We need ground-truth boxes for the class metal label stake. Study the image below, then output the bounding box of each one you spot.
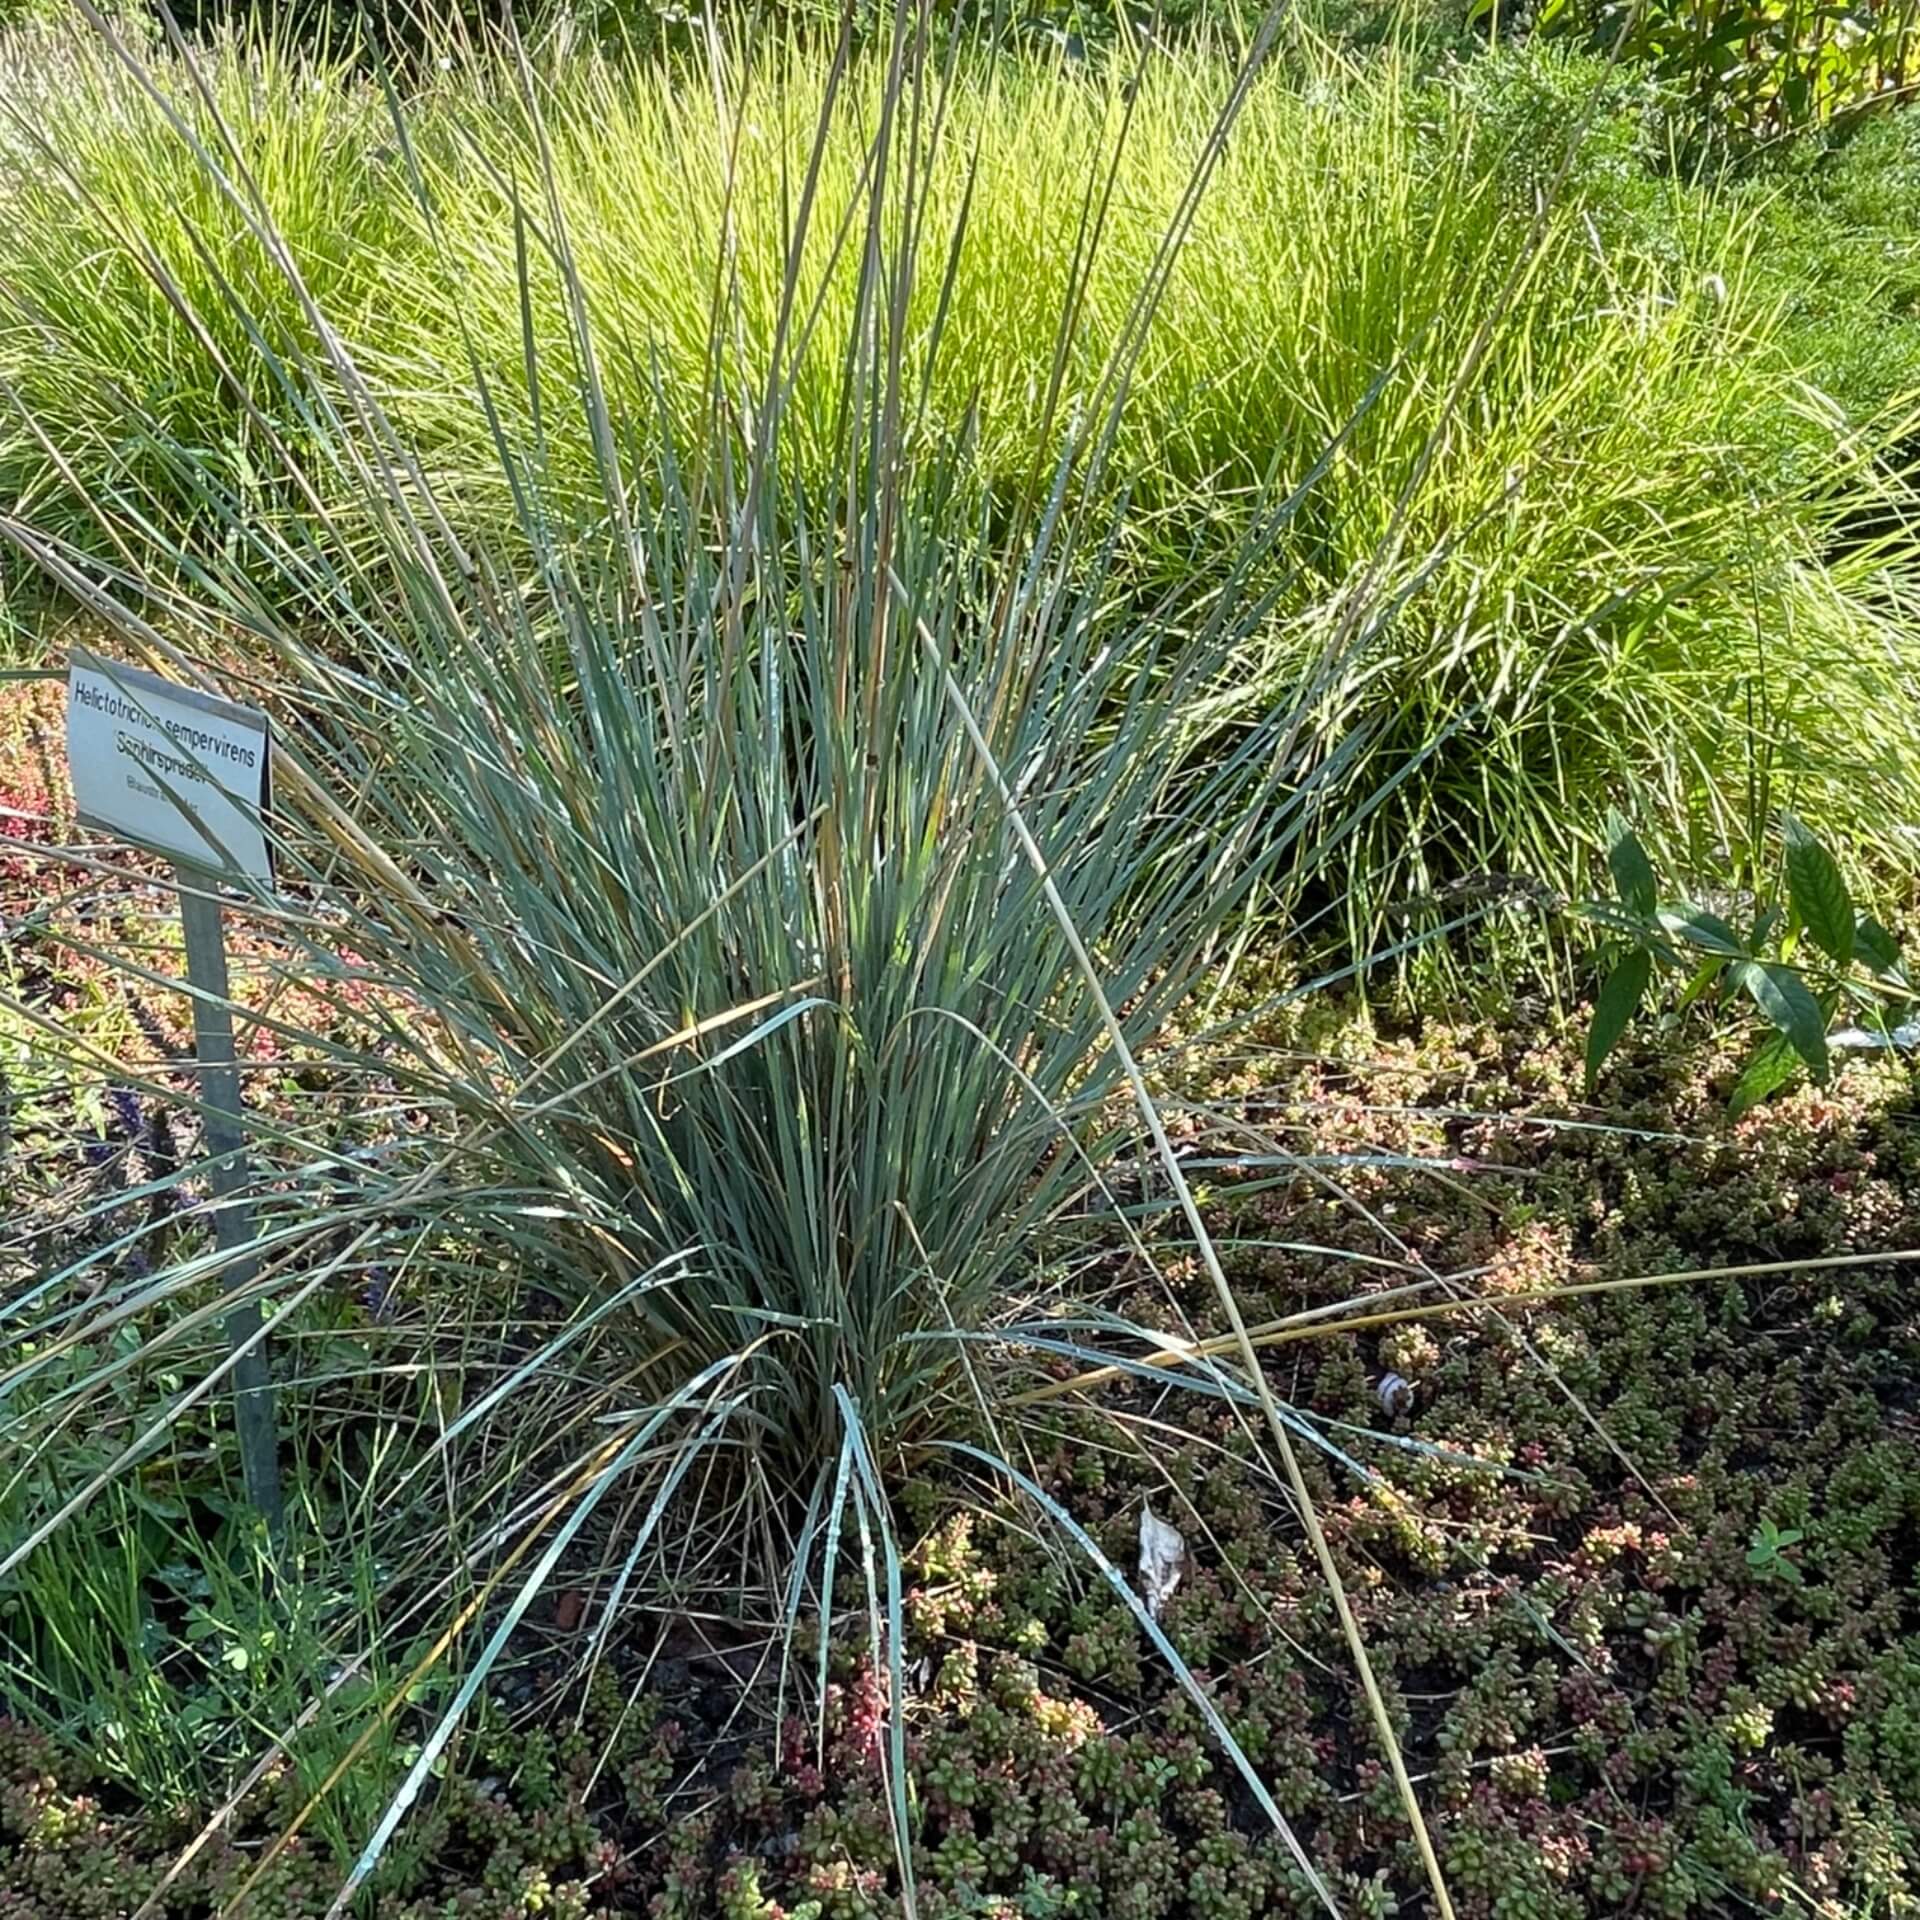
[66,649,284,1528]
[176,870,284,1530]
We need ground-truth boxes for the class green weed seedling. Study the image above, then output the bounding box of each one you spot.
[1746,1518,1806,1586]
[1579,808,1913,1113]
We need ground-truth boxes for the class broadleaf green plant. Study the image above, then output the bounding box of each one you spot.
[1580,806,1913,1109]
[1513,0,1920,143]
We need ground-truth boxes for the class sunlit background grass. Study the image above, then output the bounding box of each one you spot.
[3,16,1918,938]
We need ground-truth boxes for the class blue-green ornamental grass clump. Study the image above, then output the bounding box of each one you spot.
[0,8,1445,1910]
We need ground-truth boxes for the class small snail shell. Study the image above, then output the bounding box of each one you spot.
[1376,1371,1414,1416]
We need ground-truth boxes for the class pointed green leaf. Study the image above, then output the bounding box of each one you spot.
[1605,811,1656,919]
[1735,961,1828,1074]
[1782,815,1853,967]
[1728,1029,1801,1117]
[1854,916,1906,983]
[1657,906,1747,957]
[1585,947,1652,1094]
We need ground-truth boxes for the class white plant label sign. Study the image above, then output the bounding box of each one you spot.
[67,649,274,885]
